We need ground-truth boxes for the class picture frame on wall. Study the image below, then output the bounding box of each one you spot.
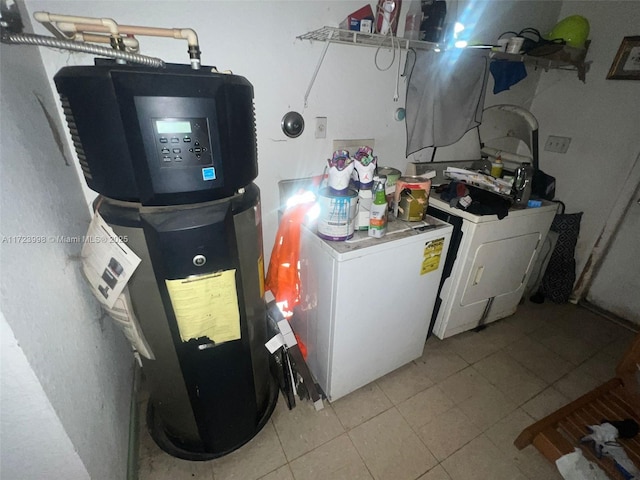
[607,36,640,80]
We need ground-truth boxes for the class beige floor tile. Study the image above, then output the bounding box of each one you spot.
[444,329,508,364]
[416,406,481,461]
[349,408,437,480]
[437,367,494,405]
[397,385,454,429]
[521,387,570,421]
[211,421,287,480]
[603,332,637,360]
[258,465,294,480]
[473,351,547,405]
[331,383,392,430]
[440,435,528,480]
[504,336,573,383]
[473,351,536,385]
[376,362,433,405]
[271,397,344,461]
[529,329,598,365]
[417,464,452,480]
[499,305,548,335]
[456,382,518,431]
[574,351,619,382]
[415,347,469,383]
[289,434,372,480]
[485,409,563,480]
[555,308,627,348]
[138,451,214,480]
[552,369,602,402]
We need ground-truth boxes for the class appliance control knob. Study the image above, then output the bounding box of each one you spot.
[193,254,207,267]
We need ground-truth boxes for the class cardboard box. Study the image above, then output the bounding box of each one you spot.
[340,5,375,33]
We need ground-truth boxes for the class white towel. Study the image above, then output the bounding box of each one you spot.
[405,48,489,155]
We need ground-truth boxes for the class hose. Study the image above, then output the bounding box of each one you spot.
[1,31,165,68]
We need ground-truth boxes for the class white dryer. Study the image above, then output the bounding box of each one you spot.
[427,196,557,339]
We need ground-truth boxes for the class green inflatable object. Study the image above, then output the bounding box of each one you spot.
[547,15,590,48]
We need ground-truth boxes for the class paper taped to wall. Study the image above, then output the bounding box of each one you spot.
[165,270,241,344]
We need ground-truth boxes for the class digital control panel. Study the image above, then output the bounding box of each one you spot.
[153,118,213,168]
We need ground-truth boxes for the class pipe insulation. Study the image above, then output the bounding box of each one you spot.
[1,31,164,67]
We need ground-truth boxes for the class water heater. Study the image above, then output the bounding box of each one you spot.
[55,60,277,460]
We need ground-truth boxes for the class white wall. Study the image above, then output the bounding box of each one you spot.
[529,0,640,285]
[0,5,134,477]
[1,313,89,480]
[25,0,560,265]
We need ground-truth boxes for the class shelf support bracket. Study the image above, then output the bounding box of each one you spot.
[303,30,333,108]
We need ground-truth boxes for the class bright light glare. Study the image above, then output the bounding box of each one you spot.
[454,40,468,48]
[286,190,316,209]
[306,202,321,222]
[454,22,465,36]
[434,47,441,53]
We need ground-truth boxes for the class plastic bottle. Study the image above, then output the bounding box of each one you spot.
[491,156,503,178]
[404,1,423,40]
[368,176,388,238]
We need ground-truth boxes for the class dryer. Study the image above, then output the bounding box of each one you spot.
[427,196,557,338]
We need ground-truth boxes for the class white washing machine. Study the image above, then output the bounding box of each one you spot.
[427,196,557,339]
[295,218,452,401]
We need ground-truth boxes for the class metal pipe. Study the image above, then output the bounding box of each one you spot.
[1,31,164,67]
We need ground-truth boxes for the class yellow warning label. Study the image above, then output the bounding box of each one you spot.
[165,270,241,343]
[421,237,444,275]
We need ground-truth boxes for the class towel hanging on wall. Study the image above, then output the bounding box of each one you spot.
[405,48,489,156]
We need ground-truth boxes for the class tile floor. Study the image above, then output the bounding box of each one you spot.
[137,300,637,480]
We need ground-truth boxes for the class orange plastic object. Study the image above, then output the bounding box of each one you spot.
[265,200,316,318]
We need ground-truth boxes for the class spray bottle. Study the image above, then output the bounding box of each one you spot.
[368,175,388,238]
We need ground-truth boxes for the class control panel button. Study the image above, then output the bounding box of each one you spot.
[196,154,201,159]
[202,147,207,152]
[194,147,202,153]
[183,136,191,142]
[171,137,179,143]
[161,147,170,154]
[189,148,194,153]
[172,148,181,154]
[174,156,183,162]
[194,141,200,147]
[193,254,206,267]
[159,137,168,143]
[163,156,171,162]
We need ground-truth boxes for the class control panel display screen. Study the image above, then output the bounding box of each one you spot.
[155,120,192,134]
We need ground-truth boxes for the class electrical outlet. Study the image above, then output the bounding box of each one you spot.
[315,117,327,139]
[544,135,571,154]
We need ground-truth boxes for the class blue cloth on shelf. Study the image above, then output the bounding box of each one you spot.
[489,59,527,94]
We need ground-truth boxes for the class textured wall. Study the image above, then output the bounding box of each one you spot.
[1,313,89,480]
[0,6,134,478]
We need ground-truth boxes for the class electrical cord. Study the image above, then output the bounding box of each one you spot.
[373,32,402,101]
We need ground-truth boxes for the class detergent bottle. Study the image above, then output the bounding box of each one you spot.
[368,176,388,238]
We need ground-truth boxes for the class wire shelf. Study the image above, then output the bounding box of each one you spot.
[297,26,442,51]
[297,26,590,81]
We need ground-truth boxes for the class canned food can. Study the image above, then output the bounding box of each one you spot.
[394,176,431,221]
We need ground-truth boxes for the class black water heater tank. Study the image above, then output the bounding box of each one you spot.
[55,60,277,460]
